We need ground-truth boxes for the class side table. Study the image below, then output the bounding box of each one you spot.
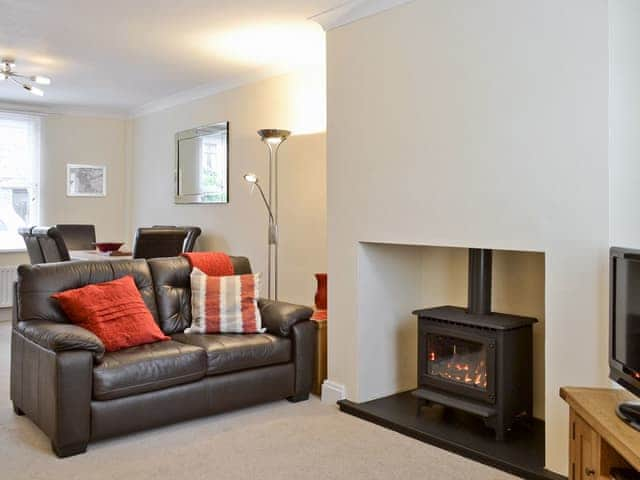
[310,310,327,396]
[560,387,640,478]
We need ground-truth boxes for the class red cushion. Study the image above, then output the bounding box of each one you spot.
[181,252,234,276]
[52,276,169,352]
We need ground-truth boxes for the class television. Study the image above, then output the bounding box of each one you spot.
[610,247,640,429]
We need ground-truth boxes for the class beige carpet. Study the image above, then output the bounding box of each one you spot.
[0,322,517,479]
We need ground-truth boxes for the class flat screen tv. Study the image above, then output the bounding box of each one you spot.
[610,247,640,429]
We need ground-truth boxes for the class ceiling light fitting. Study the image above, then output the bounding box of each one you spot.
[1,59,51,96]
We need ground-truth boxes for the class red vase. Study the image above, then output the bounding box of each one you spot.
[314,273,327,310]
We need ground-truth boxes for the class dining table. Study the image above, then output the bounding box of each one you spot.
[70,250,133,261]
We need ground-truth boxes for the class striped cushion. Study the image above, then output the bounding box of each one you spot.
[186,268,263,334]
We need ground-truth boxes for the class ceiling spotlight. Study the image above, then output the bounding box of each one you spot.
[1,59,51,96]
[23,85,44,96]
[31,75,51,85]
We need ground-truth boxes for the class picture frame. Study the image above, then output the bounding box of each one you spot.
[66,164,107,197]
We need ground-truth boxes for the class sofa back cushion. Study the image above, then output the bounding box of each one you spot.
[17,259,159,325]
[148,256,251,335]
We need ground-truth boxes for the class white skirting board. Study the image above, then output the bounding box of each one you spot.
[321,380,347,405]
[0,266,17,308]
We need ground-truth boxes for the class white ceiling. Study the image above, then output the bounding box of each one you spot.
[0,0,339,116]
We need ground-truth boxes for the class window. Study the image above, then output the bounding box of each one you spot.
[0,113,40,251]
[199,133,227,202]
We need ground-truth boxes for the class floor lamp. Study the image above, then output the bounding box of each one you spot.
[244,129,290,300]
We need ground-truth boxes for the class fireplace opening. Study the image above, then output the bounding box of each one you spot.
[412,248,536,441]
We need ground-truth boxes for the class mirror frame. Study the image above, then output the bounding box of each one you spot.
[174,121,229,204]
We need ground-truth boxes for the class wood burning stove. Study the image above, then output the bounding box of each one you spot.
[412,249,536,440]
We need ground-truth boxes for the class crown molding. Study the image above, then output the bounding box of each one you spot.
[1,65,303,120]
[309,0,415,31]
[51,105,129,119]
[0,101,128,119]
[0,102,52,117]
[131,65,291,118]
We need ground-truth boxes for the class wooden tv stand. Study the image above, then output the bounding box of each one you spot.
[561,387,640,479]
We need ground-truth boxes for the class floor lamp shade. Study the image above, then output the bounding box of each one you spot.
[258,129,290,145]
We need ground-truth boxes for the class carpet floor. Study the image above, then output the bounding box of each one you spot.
[0,321,518,479]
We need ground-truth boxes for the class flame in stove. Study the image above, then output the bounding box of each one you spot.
[428,352,487,389]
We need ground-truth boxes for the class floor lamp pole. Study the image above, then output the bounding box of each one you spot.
[267,143,274,300]
[267,141,285,300]
[246,129,290,301]
[271,141,283,301]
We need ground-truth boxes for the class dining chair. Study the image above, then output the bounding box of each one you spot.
[29,226,71,263]
[132,228,189,259]
[18,227,45,264]
[56,224,96,250]
[151,225,202,252]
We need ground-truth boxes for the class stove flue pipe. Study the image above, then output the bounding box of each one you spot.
[467,248,492,315]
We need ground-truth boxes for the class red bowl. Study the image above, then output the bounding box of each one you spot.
[94,242,124,253]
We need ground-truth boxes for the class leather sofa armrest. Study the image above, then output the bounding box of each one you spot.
[258,299,314,337]
[17,320,105,362]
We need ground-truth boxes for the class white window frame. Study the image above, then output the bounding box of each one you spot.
[0,111,41,253]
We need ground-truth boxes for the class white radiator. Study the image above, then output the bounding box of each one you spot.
[0,266,17,308]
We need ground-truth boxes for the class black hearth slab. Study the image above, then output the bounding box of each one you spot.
[413,306,537,330]
[338,391,566,480]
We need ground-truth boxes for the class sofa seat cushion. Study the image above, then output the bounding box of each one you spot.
[93,340,206,400]
[172,333,291,376]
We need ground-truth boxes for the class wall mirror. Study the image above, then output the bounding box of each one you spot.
[175,121,229,204]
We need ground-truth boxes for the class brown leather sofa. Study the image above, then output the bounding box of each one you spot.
[10,256,315,457]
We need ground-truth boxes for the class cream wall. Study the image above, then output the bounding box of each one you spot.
[0,114,128,265]
[40,115,128,243]
[1,68,328,311]
[326,0,608,475]
[609,0,640,248]
[130,69,327,306]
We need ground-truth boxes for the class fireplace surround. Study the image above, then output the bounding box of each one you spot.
[338,244,555,478]
[412,248,536,440]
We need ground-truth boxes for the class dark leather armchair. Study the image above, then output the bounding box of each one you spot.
[182,227,201,252]
[152,225,201,252]
[11,256,315,457]
[56,224,96,250]
[19,226,70,263]
[18,226,45,264]
[34,226,71,262]
[132,228,188,259]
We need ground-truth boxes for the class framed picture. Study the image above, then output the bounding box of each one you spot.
[67,164,107,197]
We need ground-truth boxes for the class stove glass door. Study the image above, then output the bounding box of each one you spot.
[426,333,488,391]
